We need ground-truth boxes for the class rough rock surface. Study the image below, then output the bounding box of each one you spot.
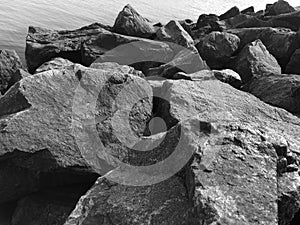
[219,6,240,20]
[246,74,300,114]
[65,74,300,224]
[35,58,74,74]
[213,69,242,88]
[25,23,111,73]
[90,62,144,77]
[156,20,195,50]
[265,0,295,16]
[0,64,153,203]
[0,49,23,94]
[112,4,156,38]
[196,31,240,69]
[286,49,300,74]
[266,10,300,31]
[234,39,281,83]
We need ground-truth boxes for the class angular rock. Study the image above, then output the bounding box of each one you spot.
[84,33,174,72]
[219,6,240,20]
[0,49,23,94]
[213,69,242,88]
[278,172,300,225]
[234,39,281,83]
[246,73,300,114]
[146,49,209,78]
[266,10,300,31]
[179,19,195,35]
[156,20,195,50]
[0,64,153,203]
[265,0,295,16]
[196,31,240,69]
[25,23,111,73]
[224,14,255,28]
[65,175,194,225]
[196,14,219,29]
[258,27,299,70]
[90,62,144,77]
[35,57,74,74]
[241,6,255,14]
[234,16,271,28]
[112,4,155,39]
[286,49,300,74]
[12,185,90,225]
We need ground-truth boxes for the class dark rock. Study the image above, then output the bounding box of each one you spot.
[241,6,255,14]
[266,10,300,31]
[213,69,242,88]
[278,172,300,225]
[224,14,255,28]
[258,27,299,70]
[246,73,300,114]
[156,20,195,50]
[112,4,156,39]
[0,64,152,203]
[196,14,219,28]
[265,0,295,16]
[286,49,300,74]
[0,49,23,94]
[83,33,174,72]
[25,23,111,73]
[234,16,271,28]
[12,185,90,225]
[35,58,74,74]
[196,31,240,69]
[178,19,195,35]
[234,39,281,83]
[219,6,240,20]
[146,49,209,78]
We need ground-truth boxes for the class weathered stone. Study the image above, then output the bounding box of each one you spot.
[213,69,242,88]
[219,6,240,20]
[266,10,300,31]
[196,14,219,28]
[179,19,195,35]
[286,49,300,74]
[82,31,174,68]
[278,172,300,225]
[90,62,144,77]
[0,49,23,94]
[246,73,300,114]
[234,39,281,83]
[265,0,295,16]
[12,185,91,225]
[196,31,240,69]
[234,16,271,28]
[156,20,195,50]
[112,4,155,39]
[224,14,255,28]
[35,57,74,74]
[258,27,299,70]
[0,64,153,203]
[25,23,111,73]
[146,49,209,78]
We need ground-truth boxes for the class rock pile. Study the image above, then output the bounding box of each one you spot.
[1,1,300,224]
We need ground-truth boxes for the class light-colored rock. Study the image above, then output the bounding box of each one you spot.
[35,57,74,74]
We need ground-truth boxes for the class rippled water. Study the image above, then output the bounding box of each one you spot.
[0,0,299,63]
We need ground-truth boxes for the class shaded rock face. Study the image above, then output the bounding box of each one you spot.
[82,31,174,70]
[219,6,240,20]
[0,49,23,94]
[234,39,281,83]
[265,0,295,16]
[196,14,219,29]
[241,6,255,14]
[258,27,299,71]
[286,49,300,74]
[267,10,300,31]
[112,4,156,39]
[156,20,195,50]
[0,64,153,203]
[25,23,110,73]
[12,185,91,225]
[35,57,74,74]
[146,49,209,78]
[196,31,240,69]
[246,74,300,115]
